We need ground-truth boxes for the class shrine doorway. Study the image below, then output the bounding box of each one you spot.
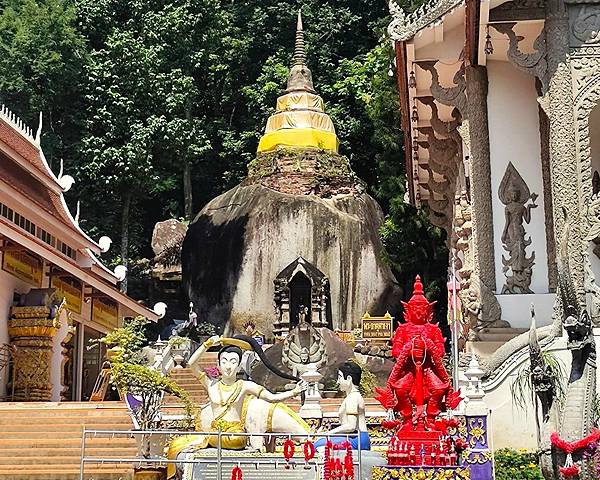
[273,256,332,337]
[289,271,312,327]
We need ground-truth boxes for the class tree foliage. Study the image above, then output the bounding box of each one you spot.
[0,0,447,306]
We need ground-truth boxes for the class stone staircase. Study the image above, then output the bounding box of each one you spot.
[164,352,217,405]
[0,402,136,480]
[466,327,529,358]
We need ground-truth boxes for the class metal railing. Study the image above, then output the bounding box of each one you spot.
[79,429,365,480]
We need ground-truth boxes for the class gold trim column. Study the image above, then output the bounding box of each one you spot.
[8,306,60,401]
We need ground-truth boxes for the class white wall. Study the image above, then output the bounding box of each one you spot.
[496,293,555,329]
[51,310,69,401]
[481,330,600,450]
[487,61,551,327]
[588,105,600,282]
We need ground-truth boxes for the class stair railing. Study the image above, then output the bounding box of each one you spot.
[150,342,175,375]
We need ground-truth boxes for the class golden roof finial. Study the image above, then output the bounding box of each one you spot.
[292,10,306,67]
[286,9,315,94]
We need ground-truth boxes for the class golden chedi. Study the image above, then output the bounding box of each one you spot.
[257,13,338,154]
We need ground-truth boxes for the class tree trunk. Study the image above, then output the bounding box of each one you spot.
[183,102,194,220]
[120,192,132,293]
[183,160,193,221]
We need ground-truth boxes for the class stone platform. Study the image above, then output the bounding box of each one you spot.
[372,465,470,480]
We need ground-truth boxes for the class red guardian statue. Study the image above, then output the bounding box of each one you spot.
[375,275,461,431]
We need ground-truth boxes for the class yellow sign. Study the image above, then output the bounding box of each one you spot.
[51,276,83,315]
[361,311,394,341]
[335,330,357,345]
[2,250,43,286]
[92,297,118,330]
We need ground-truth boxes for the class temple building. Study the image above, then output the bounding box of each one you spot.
[388,0,600,448]
[182,13,399,338]
[0,106,160,402]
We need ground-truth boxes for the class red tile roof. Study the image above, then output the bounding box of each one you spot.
[0,118,56,184]
[0,152,87,242]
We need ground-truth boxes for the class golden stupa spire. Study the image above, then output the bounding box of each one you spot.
[257,10,339,154]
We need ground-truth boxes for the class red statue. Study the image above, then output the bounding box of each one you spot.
[375,276,461,431]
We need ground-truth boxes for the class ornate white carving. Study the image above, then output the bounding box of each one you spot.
[388,0,465,42]
[492,23,549,93]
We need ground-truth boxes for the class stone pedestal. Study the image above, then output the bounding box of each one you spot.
[9,306,59,401]
[133,467,167,480]
[299,363,323,418]
[462,357,492,480]
[372,466,470,480]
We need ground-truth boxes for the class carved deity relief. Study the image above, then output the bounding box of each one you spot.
[499,162,538,294]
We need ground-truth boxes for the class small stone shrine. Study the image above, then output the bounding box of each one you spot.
[181,12,399,337]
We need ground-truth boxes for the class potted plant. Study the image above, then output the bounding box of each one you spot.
[195,322,217,345]
[112,362,193,459]
[92,317,194,474]
[322,379,340,399]
[93,315,148,364]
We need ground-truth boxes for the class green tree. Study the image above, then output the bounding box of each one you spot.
[75,0,230,289]
[0,0,87,165]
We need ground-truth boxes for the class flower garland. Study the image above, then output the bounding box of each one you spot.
[551,431,600,454]
[231,465,243,480]
[344,441,354,480]
[283,438,295,469]
[324,441,332,480]
[303,440,315,462]
[323,441,354,480]
[550,430,600,478]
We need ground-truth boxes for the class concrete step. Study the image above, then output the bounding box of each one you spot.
[0,415,131,425]
[0,447,137,458]
[466,341,506,358]
[0,437,135,448]
[0,467,134,480]
[0,401,135,479]
[0,470,133,480]
[0,422,130,433]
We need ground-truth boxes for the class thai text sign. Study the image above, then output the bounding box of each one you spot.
[335,329,357,345]
[51,276,83,315]
[361,312,394,340]
[2,249,43,286]
[92,297,118,330]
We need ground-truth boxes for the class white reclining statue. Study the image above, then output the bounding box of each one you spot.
[167,335,310,478]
